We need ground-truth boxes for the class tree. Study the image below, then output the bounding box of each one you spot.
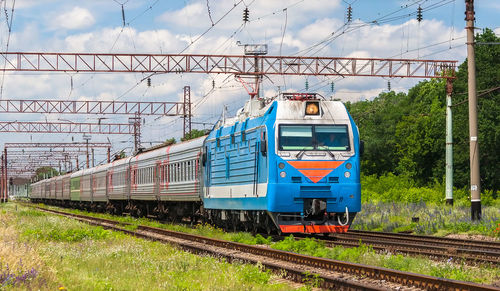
[347,28,498,194]
[347,91,410,176]
[181,129,208,142]
[164,138,176,146]
[394,79,446,184]
[451,28,499,194]
[35,166,59,180]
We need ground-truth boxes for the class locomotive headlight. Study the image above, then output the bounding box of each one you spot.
[345,163,352,169]
[305,102,320,115]
[344,171,351,178]
[278,162,285,169]
[280,171,287,178]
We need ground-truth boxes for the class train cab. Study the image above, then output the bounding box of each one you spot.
[266,93,362,233]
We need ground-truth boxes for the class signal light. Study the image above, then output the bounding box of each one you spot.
[305,102,320,115]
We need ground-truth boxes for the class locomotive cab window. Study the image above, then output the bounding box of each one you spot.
[279,124,350,151]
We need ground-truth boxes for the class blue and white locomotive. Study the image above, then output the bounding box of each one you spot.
[30,93,362,234]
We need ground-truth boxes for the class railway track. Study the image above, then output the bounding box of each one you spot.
[34,206,499,291]
[314,229,500,265]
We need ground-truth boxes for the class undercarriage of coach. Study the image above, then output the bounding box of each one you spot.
[32,198,352,235]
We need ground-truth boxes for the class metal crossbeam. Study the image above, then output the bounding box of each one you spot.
[0,52,457,78]
[0,99,183,116]
[8,155,77,161]
[5,142,111,149]
[0,121,133,134]
[7,150,86,155]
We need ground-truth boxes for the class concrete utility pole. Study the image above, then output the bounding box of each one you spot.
[0,155,3,203]
[445,79,453,205]
[3,148,7,202]
[83,134,91,169]
[465,0,481,220]
[183,86,192,139]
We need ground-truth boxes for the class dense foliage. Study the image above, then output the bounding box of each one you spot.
[347,29,499,197]
[181,129,209,142]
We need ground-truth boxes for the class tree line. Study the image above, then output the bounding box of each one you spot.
[346,28,499,195]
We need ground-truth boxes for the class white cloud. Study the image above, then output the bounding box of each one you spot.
[0,0,474,153]
[49,7,95,30]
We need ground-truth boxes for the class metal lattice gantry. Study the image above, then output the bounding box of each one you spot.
[0,99,184,116]
[6,150,87,156]
[4,142,111,151]
[0,121,134,134]
[0,52,457,79]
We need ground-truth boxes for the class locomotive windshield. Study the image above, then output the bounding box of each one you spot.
[279,124,350,151]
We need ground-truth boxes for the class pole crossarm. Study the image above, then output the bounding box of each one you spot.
[5,142,111,150]
[0,99,183,116]
[0,121,134,134]
[0,52,457,78]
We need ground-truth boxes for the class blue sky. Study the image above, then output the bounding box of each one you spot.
[0,0,498,165]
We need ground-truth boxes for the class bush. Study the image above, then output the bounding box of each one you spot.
[361,174,499,206]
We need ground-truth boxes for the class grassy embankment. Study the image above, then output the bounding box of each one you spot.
[354,173,500,237]
[0,203,299,290]
[7,173,499,288]
[36,202,500,285]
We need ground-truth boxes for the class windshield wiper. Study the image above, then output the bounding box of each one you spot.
[296,148,307,160]
[317,145,335,159]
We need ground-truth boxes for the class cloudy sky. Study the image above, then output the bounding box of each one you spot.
[0,0,498,168]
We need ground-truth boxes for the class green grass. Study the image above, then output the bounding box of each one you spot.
[271,236,500,284]
[1,203,298,290]
[351,201,500,237]
[39,204,274,246]
[25,203,500,285]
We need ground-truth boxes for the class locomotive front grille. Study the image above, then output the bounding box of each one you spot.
[299,185,331,198]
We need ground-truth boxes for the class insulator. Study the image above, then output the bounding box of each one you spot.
[417,6,423,22]
[147,77,151,87]
[212,80,215,89]
[243,7,249,22]
[121,5,126,26]
[347,5,352,22]
[305,80,309,91]
[387,81,391,91]
[331,82,335,92]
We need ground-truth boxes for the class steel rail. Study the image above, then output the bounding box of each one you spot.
[338,230,500,251]
[320,236,499,265]
[33,206,500,291]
